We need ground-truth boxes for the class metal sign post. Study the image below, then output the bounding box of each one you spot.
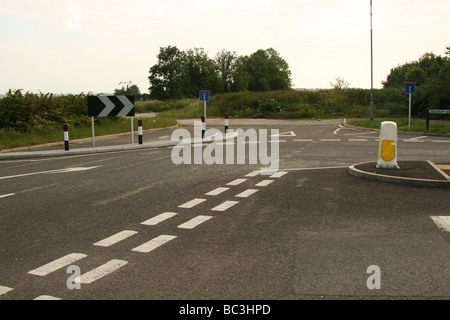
[199,90,210,131]
[405,82,416,130]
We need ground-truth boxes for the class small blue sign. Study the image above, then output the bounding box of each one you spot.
[199,90,210,101]
[405,82,416,94]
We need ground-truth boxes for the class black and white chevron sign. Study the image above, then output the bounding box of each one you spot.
[88,95,135,117]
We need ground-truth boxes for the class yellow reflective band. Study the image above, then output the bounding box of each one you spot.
[381,140,396,161]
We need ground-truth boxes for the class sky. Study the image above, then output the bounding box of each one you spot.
[0,0,449,95]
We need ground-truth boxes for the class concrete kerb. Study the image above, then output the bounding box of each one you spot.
[348,161,450,189]
[0,131,239,160]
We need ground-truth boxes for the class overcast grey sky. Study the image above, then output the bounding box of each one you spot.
[1,0,449,94]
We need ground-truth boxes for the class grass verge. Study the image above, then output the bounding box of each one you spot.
[348,118,450,134]
[0,116,177,150]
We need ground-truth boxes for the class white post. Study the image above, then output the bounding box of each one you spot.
[131,116,134,144]
[91,117,95,147]
[408,93,412,130]
[203,100,207,131]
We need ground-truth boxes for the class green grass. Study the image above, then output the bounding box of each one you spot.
[0,116,177,150]
[348,118,450,134]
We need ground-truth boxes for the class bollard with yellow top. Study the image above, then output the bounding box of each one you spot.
[376,121,400,169]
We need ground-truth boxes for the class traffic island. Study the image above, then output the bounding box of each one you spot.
[348,160,450,188]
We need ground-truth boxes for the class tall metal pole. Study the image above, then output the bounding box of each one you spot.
[370,0,374,120]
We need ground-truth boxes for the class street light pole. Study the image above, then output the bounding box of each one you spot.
[370,0,374,120]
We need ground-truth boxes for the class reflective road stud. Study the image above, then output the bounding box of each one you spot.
[376,121,399,169]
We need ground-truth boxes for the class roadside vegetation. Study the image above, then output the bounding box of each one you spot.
[1,46,448,149]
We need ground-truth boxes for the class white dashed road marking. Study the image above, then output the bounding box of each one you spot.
[93,230,138,247]
[34,295,61,300]
[227,179,247,186]
[211,201,239,212]
[293,139,314,142]
[132,235,177,253]
[0,285,13,296]
[28,253,87,277]
[206,187,230,196]
[245,171,261,177]
[255,180,274,187]
[141,212,178,226]
[178,215,213,229]
[235,189,259,198]
[270,171,288,178]
[75,259,128,284]
[0,193,15,199]
[178,198,206,209]
[320,139,341,142]
[431,216,450,232]
[348,139,368,142]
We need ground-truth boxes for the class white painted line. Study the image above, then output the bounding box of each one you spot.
[178,198,206,209]
[28,253,87,277]
[0,166,101,181]
[93,230,138,247]
[431,140,450,143]
[402,139,424,143]
[211,201,239,212]
[272,131,296,137]
[293,139,313,142]
[270,171,288,178]
[141,212,178,226]
[227,179,247,186]
[132,235,177,253]
[245,170,261,177]
[255,180,274,187]
[348,139,368,142]
[431,216,450,232]
[235,189,259,198]
[333,127,342,135]
[34,295,61,300]
[75,259,128,284]
[205,187,229,196]
[178,215,213,229]
[0,193,15,199]
[320,139,341,142]
[0,285,13,296]
[407,136,427,141]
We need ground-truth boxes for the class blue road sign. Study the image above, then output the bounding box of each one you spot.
[405,82,416,94]
[199,90,210,101]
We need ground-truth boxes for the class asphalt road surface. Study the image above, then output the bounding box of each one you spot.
[0,119,449,302]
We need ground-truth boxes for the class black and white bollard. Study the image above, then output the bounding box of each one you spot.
[138,119,143,145]
[224,113,229,134]
[201,116,205,139]
[63,124,69,151]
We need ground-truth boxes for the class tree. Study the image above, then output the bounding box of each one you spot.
[330,77,350,90]
[382,48,449,115]
[148,46,185,100]
[243,48,292,92]
[215,49,239,93]
[114,81,141,96]
[148,46,293,99]
[182,48,222,96]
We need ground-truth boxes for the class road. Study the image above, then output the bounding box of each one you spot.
[0,119,449,302]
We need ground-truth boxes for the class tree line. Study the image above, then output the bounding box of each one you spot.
[147,46,292,100]
[382,47,449,115]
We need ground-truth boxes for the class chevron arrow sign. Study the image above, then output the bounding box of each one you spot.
[88,95,135,117]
